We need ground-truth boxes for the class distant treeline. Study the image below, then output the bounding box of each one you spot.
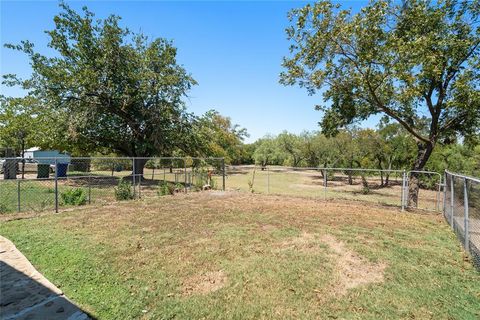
[233,123,480,177]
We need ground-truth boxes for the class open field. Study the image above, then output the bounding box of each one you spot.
[226,166,442,211]
[1,192,479,319]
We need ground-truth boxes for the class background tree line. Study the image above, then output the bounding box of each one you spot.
[244,123,480,178]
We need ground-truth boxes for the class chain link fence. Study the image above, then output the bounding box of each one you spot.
[444,170,480,270]
[225,165,443,211]
[0,157,225,214]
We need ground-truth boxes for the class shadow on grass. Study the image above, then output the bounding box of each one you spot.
[0,261,96,319]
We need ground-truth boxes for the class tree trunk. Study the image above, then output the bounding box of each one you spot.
[407,141,434,208]
[132,158,148,178]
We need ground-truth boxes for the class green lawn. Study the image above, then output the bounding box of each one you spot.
[1,192,478,319]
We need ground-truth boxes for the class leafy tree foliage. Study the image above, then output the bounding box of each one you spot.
[0,96,71,155]
[4,3,197,174]
[253,136,285,168]
[196,110,249,164]
[280,0,480,205]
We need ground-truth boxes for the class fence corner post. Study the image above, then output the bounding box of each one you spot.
[443,170,447,217]
[463,177,470,253]
[450,174,455,226]
[54,158,58,213]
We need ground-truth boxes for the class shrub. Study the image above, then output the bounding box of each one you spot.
[61,188,87,206]
[115,180,134,200]
[157,181,175,196]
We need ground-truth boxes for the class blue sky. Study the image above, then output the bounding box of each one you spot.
[0,0,376,143]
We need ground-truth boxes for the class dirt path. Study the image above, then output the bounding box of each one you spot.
[0,236,90,320]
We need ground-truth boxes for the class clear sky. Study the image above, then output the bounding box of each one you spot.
[1,0,376,143]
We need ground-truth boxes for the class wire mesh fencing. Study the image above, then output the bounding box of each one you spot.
[444,170,480,270]
[0,156,225,214]
[225,165,443,211]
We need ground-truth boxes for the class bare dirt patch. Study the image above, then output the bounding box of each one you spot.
[181,270,227,296]
[320,234,386,295]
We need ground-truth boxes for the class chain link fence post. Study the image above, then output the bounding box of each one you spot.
[138,170,142,199]
[443,171,447,218]
[401,170,406,211]
[450,176,454,226]
[54,158,59,213]
[17,180,20,213]
[88,173,92,205]
[323,169,327,201]
[184,158,187,193]
[222,158,226,191]
[132,157,136,199]
[267,166,270,194]
[463,177,469,253]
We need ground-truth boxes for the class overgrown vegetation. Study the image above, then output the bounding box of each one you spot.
[60,188,87,206]
[157,181,175,196]
[114,180,134,201]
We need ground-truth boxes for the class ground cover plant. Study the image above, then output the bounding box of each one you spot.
[1,192,479,319]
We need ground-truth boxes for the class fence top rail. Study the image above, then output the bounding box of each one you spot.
[445,170,480,183]
[226,166,407,173]
[408,170,442,176]
[0,156,225,161]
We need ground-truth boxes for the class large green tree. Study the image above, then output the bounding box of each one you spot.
[280,0,480,206]
[196,110,249,164]
[4,3,197,175]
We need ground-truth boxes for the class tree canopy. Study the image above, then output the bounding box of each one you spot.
[280,0,480,204]
[4,3,197,170]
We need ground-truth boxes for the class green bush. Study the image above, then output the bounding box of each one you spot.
[61,188,87,206]
[115,180,134,201]
[157,181,175,196]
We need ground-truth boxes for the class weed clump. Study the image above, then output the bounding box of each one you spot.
[61,188,87,206]
[115,180,134,200]
[158,181,175,196]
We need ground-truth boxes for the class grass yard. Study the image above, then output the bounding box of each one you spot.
[1,192,479,319]
[226,168,441,210]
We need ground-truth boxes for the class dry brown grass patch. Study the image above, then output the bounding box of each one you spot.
[279,232,319,253]
[181,270,227,296]
[320,234,386,295]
